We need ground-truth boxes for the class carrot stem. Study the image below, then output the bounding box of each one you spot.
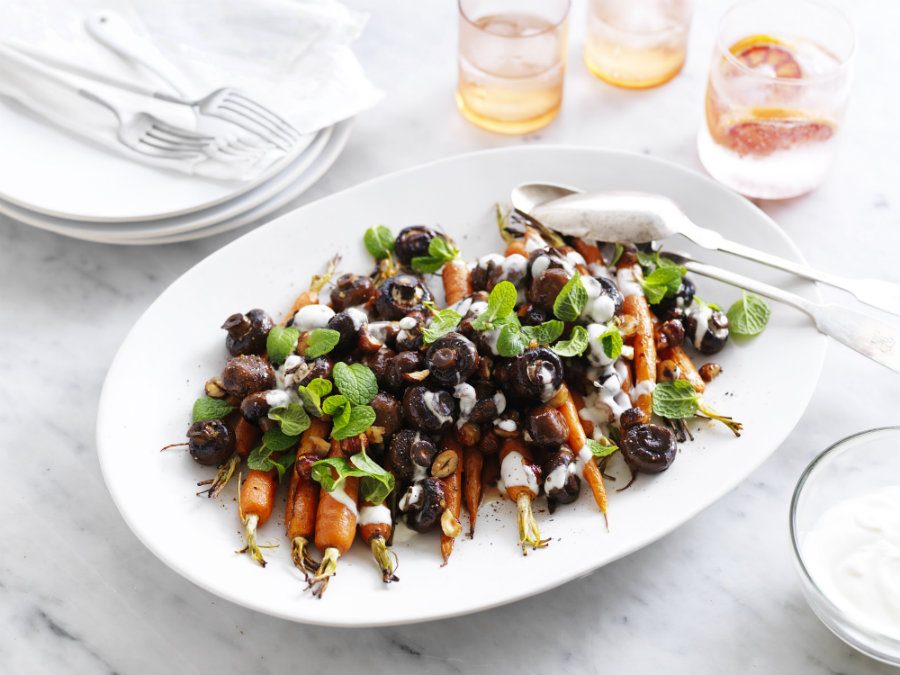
[308,546,341,598]
[370,535,399,583]
[290,536,319,580]
[516,493,548,555]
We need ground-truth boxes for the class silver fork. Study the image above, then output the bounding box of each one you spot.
[0,44,215,162]
[83,11,302,152]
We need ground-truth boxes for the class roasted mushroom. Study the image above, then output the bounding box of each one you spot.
[384,350,425,394]
[528,268,571,312]
[375,275,432,320]
[620,424,677,473]
[468,382,506,424]
[239,390,289,422]
[394,225,438,265]
[326,309,367,356]
[684,304,730,355]
[404,477,446,532]
[221,355,275,398]
[362,347,397,385]
[542,448,580,513]
[525,404,569,448]
[425,332,479,386]
[394,311,426,352]
[370,392,402,440]
[504,347,564,402]
[187,419,235,466]
[388,429,437,480]
[402,385,455,433]
[330,273,377,311]
[221,309,274,356]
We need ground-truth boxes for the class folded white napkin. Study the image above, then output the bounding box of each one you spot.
[0,0,382,180]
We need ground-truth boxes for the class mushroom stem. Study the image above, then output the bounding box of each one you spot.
[198,454,240,498]
[516,493,549,555]
[370,535,399,584]
[697,403,743,437]
[290,536,320,580]
[238,514,267,567]
[307,547,341,598]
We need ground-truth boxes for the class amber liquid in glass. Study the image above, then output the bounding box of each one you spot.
[583,1,689,89]
[457,14,566,134]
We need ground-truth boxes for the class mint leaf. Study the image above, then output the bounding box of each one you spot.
[266,325,300,364]
[473,280,518,330]
[585,437,619,459]
[640,265,686,305]
[351,450,396,504]
[599,325,623,360]
[310,456,365,492]
[322,394,351,430]
[521,320,564,345]
[651,380,699,419]
[551,325,590,357]
[611,243,624,266]
[726,291,770,337]
[364,225,394,260]
[411,236,459,274]
[496,318,527,357]
[422,308,462,344]
[297,377,332,417]
[191,396,234,422]
[332,362,378,405]
[332,404,377,440]
[304,328,340,357]
[268,402,311,436]
[261,427,300,452]
[553,272,588,322]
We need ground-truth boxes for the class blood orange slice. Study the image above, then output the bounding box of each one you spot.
[715,110,835,156]
[729,34,803,79]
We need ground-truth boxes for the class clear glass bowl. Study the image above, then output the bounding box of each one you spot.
[790,427,900,665]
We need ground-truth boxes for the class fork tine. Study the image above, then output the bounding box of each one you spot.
[218,101,295,147]
[148,127,209,149]
[137,137,204,159]
[152,119,216,142]
[213,106,293,151]
[224,92,302,140]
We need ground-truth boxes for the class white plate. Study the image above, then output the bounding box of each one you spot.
[0,93,316,222]
[97,147,826,626]
[1,120,352,244]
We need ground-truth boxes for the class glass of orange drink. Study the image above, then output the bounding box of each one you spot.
[584,0,694,89]
[456,0,571,135]
[698,0,854,199]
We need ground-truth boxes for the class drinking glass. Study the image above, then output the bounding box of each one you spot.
[456,0,571,135]
[584,0,693,89]
[698,0,855,199]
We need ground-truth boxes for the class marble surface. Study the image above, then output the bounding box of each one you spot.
[2,1,900,673]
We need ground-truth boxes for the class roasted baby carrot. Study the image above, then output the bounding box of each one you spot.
[441,258,472,306]
[440,436,463,565]
[308,437,360,597]
[285,418,330,578]
[463,447,483,537]
[661,345,706,393]
[617,261,657,422]
[358,497,398,583]
[499,437,547,554]
[238,466,279,567]
[574,238,605,266]
[558,384,609,524]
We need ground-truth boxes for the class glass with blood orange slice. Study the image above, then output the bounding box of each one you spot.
[698,0,854,199]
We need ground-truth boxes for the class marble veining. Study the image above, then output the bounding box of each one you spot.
[2,0,900,673]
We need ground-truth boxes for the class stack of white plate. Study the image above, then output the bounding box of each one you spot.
[0,97,353,245]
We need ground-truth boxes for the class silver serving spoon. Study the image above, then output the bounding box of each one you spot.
[511,182,900,317]
[664,251,900,374]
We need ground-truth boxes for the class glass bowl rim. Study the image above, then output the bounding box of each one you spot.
[714,0,856,86]
[457,0,572,37]
[789,425,900,648]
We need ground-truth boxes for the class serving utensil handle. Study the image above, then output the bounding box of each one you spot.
[682,258,900,374]
[695,230,900,318]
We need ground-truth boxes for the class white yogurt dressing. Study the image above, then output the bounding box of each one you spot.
[495,418,517,432]
[476,253,529,287]
[574,445,595,476]
[398,316,418,330]
[581,277,617,324]
[292,304,334,332]
[537,362,559,401]
[453,383,477,428]
[328,484,358,517]
[264,389,292,409]
[358,504,392,527]
[631,379,656,401]
[544,460,576,493]
[422,390,453,427]
[581,359,632,424]
[498,450,539,497]
[616,266,643,298]
[493,391,507,415]
[345,306,369,330]
[586,322,615,367]
[399,483,423,512]
[803,485,900,640]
